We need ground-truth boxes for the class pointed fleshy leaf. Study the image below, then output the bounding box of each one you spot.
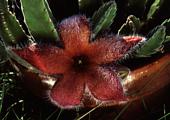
[20,0,59,42]
[92,1,117,38]
[44,0,57,24]
[0,0,29,45]
[147,0,164,20]
[118,15,141,35]
[135,26,166,57]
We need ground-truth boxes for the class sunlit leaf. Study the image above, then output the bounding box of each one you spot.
[135,26,166,57]
[92,1,117,38]
[20,0,59,42]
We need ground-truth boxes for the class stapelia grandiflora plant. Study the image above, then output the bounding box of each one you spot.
[0,0,170,110]
[12,15,144,108]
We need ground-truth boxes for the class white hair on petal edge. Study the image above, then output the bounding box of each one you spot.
[45,83,129,109]
[47,90,82,109]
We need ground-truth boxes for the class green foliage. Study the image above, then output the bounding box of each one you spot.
[0,0,28,45]
[20,0,59,42]
[44,0,56,22]
[135,26,166,57]
[147,0,164,20]
[118,15,141,35]
[92,1,117,38]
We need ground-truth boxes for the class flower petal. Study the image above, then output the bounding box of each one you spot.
[50,72,85,108]
[58,15,90,54]
[12,44,70,74]
[87,66,125,101]
[89,36,143,64]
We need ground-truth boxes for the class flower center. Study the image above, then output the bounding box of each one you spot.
[72,55,90,72]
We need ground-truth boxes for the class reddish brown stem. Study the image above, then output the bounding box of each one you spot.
[123,54,170,98]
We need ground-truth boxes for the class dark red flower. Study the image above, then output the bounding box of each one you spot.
[12,15,144,108]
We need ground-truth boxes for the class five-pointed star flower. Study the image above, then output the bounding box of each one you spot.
[12,15,143,108]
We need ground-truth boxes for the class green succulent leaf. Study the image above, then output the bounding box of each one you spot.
[0,0,28,45]
[147,0,164,20]
[20,0,59,42]
[118,15,141,35]
[92,1,117,38]
[44,0,57,24]
[135,26,166,57]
